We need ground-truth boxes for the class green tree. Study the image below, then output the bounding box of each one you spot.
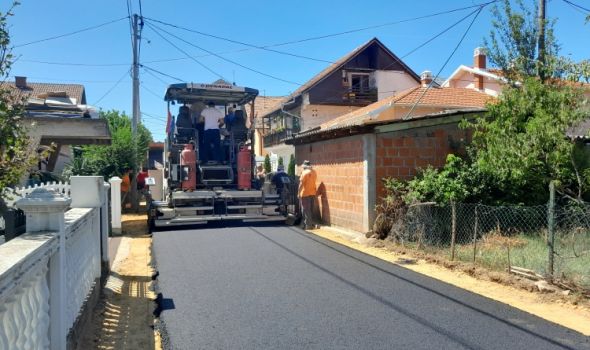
[472,0,590,203]
[0,2,38,193]
[384,0,590,206]
[468,78,587,204]
[288,154,296,177]
[264,154,272,174]
[485,0,589,83]
[67,110,152,179]
[278,156,284,168]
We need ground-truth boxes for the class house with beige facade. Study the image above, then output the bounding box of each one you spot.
[256,37,421,162]
[4,76,110,181]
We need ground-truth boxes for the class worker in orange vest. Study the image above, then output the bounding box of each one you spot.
[298,160,319,230]
[121,168,131,209]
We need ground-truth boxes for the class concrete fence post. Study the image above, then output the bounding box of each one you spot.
[70,176,105,279]
[109,176,122,235]
[16,188,71,350]
[101,182,111,273]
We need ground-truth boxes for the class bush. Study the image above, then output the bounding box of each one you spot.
[264,154,272,174]
[288,154,296,177]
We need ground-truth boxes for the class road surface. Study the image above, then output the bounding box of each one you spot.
[152,224,590,350]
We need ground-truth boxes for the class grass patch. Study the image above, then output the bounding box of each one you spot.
[401,231,590,289]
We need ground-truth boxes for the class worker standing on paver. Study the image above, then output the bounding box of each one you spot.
[298,160,319,230]
[199,101,224,163]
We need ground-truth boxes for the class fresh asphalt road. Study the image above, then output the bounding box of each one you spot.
[152,224,590,350]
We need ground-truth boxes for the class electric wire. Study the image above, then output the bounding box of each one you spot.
[255,1,498,48]
[403,6,485,119]
[141,64,184,82]
[281,1,496,114]
[146,21,301,86]
[140,2,496,65]
[14,16,129,48]
[400,6,483,59]
[143,17,333,64]
[7,75,129,84]
[140,82,163,99]
[17,1,499,68]
[141,111,167,122]
[142,66,172,85]
[18,59,130,67]
[126,0,134,49]
[144,22,227,81]
[92,68,132,105]
[562,0,590,13]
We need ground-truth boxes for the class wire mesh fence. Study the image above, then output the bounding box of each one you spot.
[388,199,590,290]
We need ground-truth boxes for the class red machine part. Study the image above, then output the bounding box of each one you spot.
[237,147,252,190]
[180,143,197,190]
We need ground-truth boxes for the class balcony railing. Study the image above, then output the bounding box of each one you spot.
[263,128,294,148]
[343,87,378,105]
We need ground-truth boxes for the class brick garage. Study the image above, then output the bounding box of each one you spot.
[375,123,471,198]
[290,110,481,233]
[295,135,366,232]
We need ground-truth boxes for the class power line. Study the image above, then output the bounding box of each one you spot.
[139,2,496,65]
[7,75,129,84]
[266,1,498,48]
[146,21,301,85]
[144,22,227,81]
[141,111,167,122]
[18,59,130,67]
[140,82,163,99]
[404,5,485,119]
[17,2,499,69]
[141,64,184,82]
[400,6,483,59]
[142,66,171,85]
[143,17,334,64]
[562,0,590,13]
[13,16,129,48]
[93,68,132,105]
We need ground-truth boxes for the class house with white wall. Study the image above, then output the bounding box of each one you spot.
[4,76,110,182]
[256,38,421,163]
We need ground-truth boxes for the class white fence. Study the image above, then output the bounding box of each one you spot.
[0,176,110,350]
[2,181,71,207]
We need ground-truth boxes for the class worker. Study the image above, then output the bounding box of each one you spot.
[298,160,319,230]
[224,107,236,131]
[121,168,131,209]
[199,101,224,162]
[256,165,266,189]
[271,164,291,196]
[191,102,206,158]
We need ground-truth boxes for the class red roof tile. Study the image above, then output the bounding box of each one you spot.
[321,86,492,130]
[2,81,86,104]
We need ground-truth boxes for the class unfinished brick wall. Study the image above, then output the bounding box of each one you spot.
[376,123,471,198]
[295,135,365,232]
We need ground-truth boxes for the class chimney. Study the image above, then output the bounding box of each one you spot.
[15,76,27,88]
[420,70,432,87]
[473,47,487,69]
[473,47,486,90]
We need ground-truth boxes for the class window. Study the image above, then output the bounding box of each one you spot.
[349,73,371,93]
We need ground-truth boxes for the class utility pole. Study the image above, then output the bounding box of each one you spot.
[131,13,141,211]
[538,0,546,82]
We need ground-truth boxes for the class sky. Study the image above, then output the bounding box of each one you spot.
[5,0,589,141]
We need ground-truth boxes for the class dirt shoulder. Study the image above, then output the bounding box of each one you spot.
[310,226,590,336]
[78,214,161,350]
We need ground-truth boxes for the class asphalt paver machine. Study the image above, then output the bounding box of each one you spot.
[147,82,287,231]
